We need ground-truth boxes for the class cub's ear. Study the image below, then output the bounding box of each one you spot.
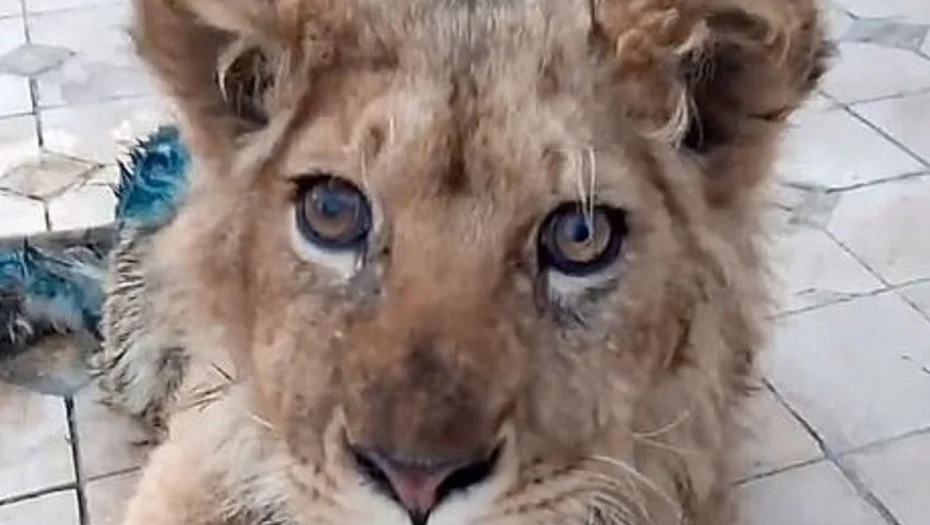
[595,0,831,208]
[132,0,346,168]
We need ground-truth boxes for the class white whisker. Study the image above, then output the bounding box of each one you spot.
[634,409,692,439]
[583,145,597,229]
[358,140,371,191]
[585,456,683,520]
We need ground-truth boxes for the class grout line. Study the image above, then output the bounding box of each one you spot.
[781,171,930,204]
[906,46,930,65]
[85,466,142,484]
[783,169,930,195]
[820,228,891,287]
[815,89,841,108]
[825,0,857,20]
[832,459,906,525]
[31,84,43,149]
[762,380,830,454]
[814,229,929,326]
[773,276,930,319]
[838,425,930,458]
[0,482,77,507]
[734,457,825,486]
[823,170,930,194]
[762,380,904,525]
[841,85,930,107]
[37,92,158,113]
[64,397,89,525]
[795,193,930,325]
[842,105,930,168]
[20,0,126,17]
[42,200,51,231]
[773,222,930,320]
[891,260,930,323]
[17,0,45,149]
[0,110,34,120]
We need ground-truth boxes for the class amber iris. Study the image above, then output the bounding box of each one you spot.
[538,203,626,276]
[295,175,372,251]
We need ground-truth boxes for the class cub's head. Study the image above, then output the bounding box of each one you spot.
[135,0,826,523]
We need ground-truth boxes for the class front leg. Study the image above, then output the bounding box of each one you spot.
[121,436,220,525]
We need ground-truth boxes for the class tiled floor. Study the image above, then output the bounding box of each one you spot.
[1,0,929,524]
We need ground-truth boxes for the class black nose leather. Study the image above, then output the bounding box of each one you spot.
[350,445,500,524]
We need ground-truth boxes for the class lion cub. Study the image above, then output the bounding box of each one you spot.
[102,0,827,524]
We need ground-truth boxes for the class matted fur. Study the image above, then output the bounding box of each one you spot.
[105,1,828,524]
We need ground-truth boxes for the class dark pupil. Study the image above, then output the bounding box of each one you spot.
[567,217,591,243]
[550,209,612,265]
[318,191,351,218]
[307,184,364,242]
[539,203,626,276]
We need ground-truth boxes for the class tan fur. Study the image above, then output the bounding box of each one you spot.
[115,0,828,523]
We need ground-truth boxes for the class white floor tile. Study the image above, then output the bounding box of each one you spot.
[0,0,21,18]
[830,0,930,24]
[845,432,930,525]
[855,91,930,165]
[28,3,154,107]
[0,191,46,237]
[0,115,39,177]
[40,97,170,164]
[25,0,124,14]
[823,43,930,104]
[0,17,25,57]
[0,490,79,525]
[771,224,883,312]
[0,385,74,498]
[777,109,923,189]
[828,176,930,285]
[736,388,822,480]
[0,75,31,117]
[737,461,886,525]
[766,292,930,451]
[86,471,141,525]
[47,183,116,230]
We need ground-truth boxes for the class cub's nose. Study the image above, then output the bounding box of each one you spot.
[350,445,500,525]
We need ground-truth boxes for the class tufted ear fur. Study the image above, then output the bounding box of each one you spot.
[594,0,830,208]
[132,0,349,170]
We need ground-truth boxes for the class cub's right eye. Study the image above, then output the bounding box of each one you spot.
[295,175,372,252]
[538,202,627,277]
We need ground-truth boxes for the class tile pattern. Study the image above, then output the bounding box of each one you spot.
[735,387,822,481]
[777,108,923,190]
[0,384,74,500]
[736,462,887,525]
[822,42,930,104]
[0,1,22,18]
[0,74,30,117]
[0,490,80,525]
[0,17,25,57]
[72,385,150,480]
[0,1,929,525]
[845,433,930,525]
[766,292,930,451]
[84,471,139,525]
[27,3,155,107]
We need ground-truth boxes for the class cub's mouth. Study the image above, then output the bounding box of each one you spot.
[347,434,505,525]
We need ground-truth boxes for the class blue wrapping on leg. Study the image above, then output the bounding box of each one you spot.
[0,125,191,357]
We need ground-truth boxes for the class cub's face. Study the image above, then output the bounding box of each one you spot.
[248,62,687,524]
[139,0,825,523]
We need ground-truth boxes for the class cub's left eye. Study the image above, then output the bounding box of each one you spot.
[538,203,627,276]
[295,175,372,251]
